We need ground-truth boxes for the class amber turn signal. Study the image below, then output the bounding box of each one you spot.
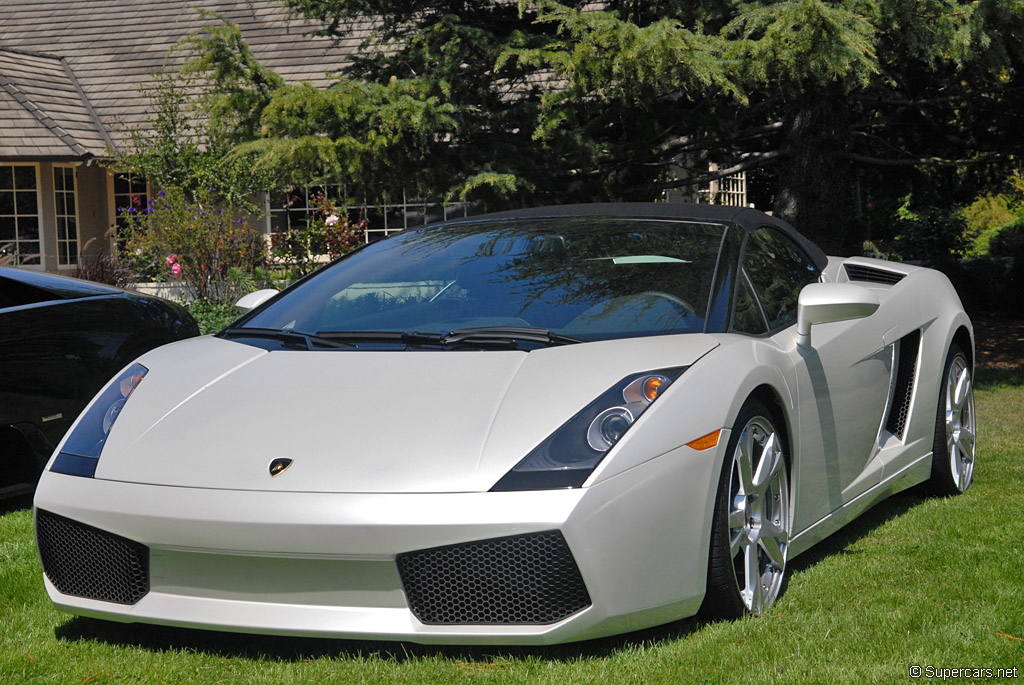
[686,429,722,451]
[642,376,664,402]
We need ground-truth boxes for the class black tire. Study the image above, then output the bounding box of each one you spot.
[927,343,976,496]
[701,398,791,619]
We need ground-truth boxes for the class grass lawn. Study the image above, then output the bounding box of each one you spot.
[2,369,1022,684]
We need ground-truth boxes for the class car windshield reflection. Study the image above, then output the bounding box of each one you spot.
[240,217,726,346]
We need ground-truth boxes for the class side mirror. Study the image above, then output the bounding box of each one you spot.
[797,282,879,348]
[235,288,278,314]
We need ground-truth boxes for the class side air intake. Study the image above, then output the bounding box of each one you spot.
[886,330,921,438]
[845,263,905,285]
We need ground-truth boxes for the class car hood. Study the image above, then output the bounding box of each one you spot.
[93,334,718,493]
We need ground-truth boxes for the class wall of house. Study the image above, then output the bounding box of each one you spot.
[76,164,111,260]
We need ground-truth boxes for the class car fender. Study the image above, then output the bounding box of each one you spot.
[587,334,798,488]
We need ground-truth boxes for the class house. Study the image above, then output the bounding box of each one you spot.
[0,0,363,272]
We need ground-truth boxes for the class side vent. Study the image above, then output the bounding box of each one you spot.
[885,330,921,438]
[845,263,905,286]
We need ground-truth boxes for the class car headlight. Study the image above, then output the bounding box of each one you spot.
[49,363,147,478]
[491,367,686,491]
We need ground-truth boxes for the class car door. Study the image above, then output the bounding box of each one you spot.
[737,227,892,533]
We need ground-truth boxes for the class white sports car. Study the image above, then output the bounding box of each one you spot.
[34,204,975,644]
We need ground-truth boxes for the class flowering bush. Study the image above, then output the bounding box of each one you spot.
[270,192,366,276]
[120,187,267,301]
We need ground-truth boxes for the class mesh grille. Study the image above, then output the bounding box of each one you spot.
[36,509,149,605]
[397,531,591,625]
[886,330,921,438]
[845,263,905,285]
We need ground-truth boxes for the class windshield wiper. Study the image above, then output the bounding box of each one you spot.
[441,326,581,347]
[314,330,445,346]
[309,327,581,349]
[221,327,356,349]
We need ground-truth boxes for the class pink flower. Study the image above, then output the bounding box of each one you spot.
[166,254,178,266]
[171,262,182,277]
[324,213,339,227]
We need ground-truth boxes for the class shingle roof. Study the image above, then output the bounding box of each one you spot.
[0,47,110,159]
[0,0,368,158]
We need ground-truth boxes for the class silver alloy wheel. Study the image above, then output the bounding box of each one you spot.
[728,415,790,615]
[945,353,976,492]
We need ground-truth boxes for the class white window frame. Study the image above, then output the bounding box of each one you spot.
[0,162,45,269]
[53,163,80,270]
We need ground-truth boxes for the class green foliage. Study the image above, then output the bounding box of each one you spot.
[962,194,1018,255]
[171,0,1024,253]
[120,188,267,302]
[882,197,976,263]
[724,0,879,91]
[113,73,271,213]
[178,10,286,143]
[989,216,1024,258]
[230,79,459,193]
[185,297,243,335]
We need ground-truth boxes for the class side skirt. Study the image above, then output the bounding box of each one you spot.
[788,452,931,559]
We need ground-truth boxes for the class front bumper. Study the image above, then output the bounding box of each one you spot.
[33,444,721,645]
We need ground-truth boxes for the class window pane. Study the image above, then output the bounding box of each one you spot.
[65,191,75,215]
[19,216,39,239]
[0,191,13,215]
[0,216,14,241]
[743,227,819,330]
[16,191,37,215]
[20,241,40,263]
[14,166,36,190]
[0,166,13,190]
[733,274,768,334]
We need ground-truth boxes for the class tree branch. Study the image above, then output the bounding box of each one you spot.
[838,151,1001,167]
[659,150,784,189]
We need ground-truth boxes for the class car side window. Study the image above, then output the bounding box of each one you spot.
[741,227,820,330]
[732,272,768,334]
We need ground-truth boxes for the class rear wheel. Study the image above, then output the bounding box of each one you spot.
[928,344,975,496]
[702,399,791,618]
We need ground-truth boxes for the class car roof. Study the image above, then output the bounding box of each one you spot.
[0,266,122,300]
[435,203,829,271]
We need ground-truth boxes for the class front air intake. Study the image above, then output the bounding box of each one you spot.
[35,509,149,605]
[397,531,591,625]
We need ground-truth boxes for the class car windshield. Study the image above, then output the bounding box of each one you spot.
[241,217,726,344]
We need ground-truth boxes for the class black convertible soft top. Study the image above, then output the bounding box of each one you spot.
[439,203,829,272]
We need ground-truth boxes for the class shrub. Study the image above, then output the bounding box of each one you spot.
[269,191,365,277]
[882,199,977,264]
[988,216,1024,258]
[75,253,138,289]
[120,187,267,302]
[186,298,241,335]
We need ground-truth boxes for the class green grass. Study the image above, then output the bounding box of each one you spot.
[3,370,1023,684]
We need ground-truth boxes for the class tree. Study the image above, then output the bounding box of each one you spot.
[185,1,1024,254]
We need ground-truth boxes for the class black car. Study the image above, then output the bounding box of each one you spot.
[1,267,199,498]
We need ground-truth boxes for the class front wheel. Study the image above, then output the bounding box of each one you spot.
[928,343,976,496]
[702,399,791,619]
